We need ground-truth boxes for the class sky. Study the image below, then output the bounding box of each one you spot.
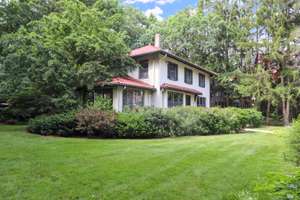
[122,0,198,20]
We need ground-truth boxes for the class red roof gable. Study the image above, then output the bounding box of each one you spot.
[130,45,160,57]
[160,83,202,95]
[99,76,155,90]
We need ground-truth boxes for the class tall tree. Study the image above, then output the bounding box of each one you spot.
[0,0,135,117]
[256,0,300,125]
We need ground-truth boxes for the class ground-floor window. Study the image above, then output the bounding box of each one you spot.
[197,97,206,107]
[95,88,113,99]
[123,88,144,108]
[185,95,191,106]
[168,91,183,107]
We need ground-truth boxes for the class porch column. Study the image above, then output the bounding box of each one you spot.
[113,87,123,112]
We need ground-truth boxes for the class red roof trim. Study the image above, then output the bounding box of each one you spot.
[160,83,202,95]
[99,76,155,90]
[130,45,160,57]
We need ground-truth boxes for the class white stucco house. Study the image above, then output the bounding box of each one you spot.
[97,34,216,112]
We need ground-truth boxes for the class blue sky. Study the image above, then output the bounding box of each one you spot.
[122,0,198,20]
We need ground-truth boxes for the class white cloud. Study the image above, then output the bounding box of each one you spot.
[144,6,164,20]
[124,0,176,5]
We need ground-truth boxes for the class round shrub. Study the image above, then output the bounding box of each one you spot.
[166,107,234,135]
[75,108,116,137]
[166,107,211,135]
[28,111,77,136]
[115,108,178,138]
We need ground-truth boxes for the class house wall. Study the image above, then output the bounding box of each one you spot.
[123,53,212,110]
[158,55,211,108]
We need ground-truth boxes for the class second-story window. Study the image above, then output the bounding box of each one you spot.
[139,60,149,79]
[167,62,178,81]
[184,68,193,84]
[199,73,205,88]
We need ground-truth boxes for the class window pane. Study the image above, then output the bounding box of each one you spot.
[186,95,191,106]
[197,97,206,107]
[199,73,205,88]
[168,62,178,81]
[139,61,149,79]
[168,91,183,107]
[184,68,193,84]
[123,89,144,108]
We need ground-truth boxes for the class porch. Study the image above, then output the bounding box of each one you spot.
[95,76,155,112]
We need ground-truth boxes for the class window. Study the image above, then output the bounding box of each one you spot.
[139,60,149,79]
[123,88,144,108]
[168,91,183,107]
[197,97,206,107]
[185,95,191,106]
[95,88,113,99]
[167,62,178,81]
[199,73,205,88]
[184,68,193,84]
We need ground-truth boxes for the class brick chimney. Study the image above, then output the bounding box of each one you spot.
[154,34,160,48]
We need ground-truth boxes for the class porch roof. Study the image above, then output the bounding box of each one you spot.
[160,83,202,95]
[98,76,156,90]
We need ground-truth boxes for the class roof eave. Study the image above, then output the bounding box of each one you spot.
[102,83,156,91]
[130,50,217,76]
[159,50,217,76]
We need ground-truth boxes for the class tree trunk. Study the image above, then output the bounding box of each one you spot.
[266,99,271,125]
[282,98,290,126]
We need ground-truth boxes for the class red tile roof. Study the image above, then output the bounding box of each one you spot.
[160,83,202,95]
[130,45,160,57]
[130,45,217,76]
[100,76,155,90]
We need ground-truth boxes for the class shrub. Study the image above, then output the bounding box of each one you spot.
[115,108,178,138]
[2,89,78,122]
[115,112,150,138]
[165,107,260,135]
[255,170,300,200]
[166,107,232,135]
[28,107,263,138]
[223,108,263,129]
[243,108,263,128]
[28,111,77,136]
[88,96,113,111]
[289,117,300,166]
[76,108,116,137]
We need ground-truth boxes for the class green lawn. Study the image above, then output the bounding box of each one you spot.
[0,125,294,200]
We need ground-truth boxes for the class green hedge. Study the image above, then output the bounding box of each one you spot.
[115,109,178,138]
[28,107,263,138]
[289,117,300,166]
[28,111,77,136]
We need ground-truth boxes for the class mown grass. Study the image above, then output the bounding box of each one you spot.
[0,125,294,200]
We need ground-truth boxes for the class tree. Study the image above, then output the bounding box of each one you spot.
[0,0,58,35]
[0,0,135,117]
[236,66,274,124]
[255,0,300,125]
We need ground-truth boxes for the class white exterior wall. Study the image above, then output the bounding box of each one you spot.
[158,55,211,108]
[112,54,211,111]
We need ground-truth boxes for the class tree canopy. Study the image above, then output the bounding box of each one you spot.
[0,0,299,124]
